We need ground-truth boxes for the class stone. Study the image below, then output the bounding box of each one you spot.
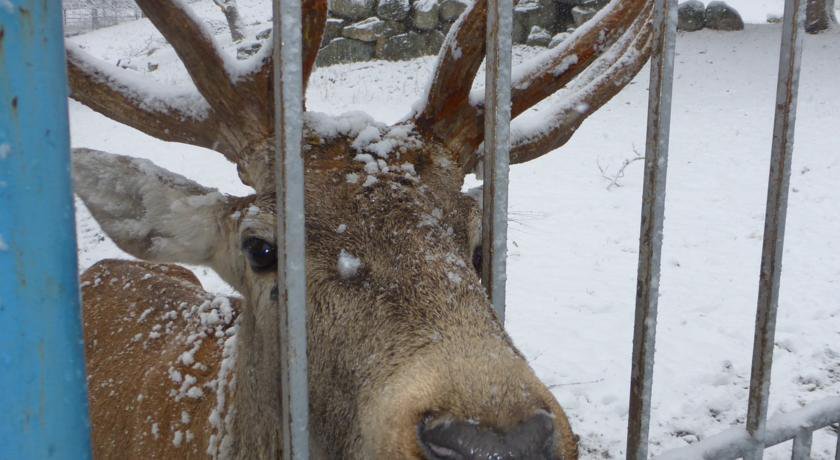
[342,17,404,42]
[316,38,375,66]
[514,0,560,38]
[331,0,378,21]
[323,18,347,45]
[513,18,528,44]
[236,42,263,59]
[439,0,469,22]
[256,27,272,40]
[557,0,608,6]
[570,5,596,26]
[526,26,552,47]
[379,30,445,60]
[412,0,441,30]
[704,1,744,30]
[678,0,705,31]
[377,0,411,21]
[548,31,571,48]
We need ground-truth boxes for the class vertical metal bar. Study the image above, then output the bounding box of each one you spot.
[744,1,805,458]
[835,425,840,460]
[626,0,677,459]
[791,430,813,460]
[0,2,93,459]
[481,0,513,323]
[272,0,310,457]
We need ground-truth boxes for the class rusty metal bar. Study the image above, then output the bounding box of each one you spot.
[481,0,514,323]
[272,0,310,457]
[791,429,812,460]
[625,0,677,458]
[744,0,805,458]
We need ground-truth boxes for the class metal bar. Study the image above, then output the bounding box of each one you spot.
[0,2,93,459]
[272,0,310,457]
[656,397,840,460]
[625,1,677,459]
[791,429,813,460]
[481,0,513,323]
[744,1,805,458]
[835,425,839,460]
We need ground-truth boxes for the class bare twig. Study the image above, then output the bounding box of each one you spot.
[597,146,645,190]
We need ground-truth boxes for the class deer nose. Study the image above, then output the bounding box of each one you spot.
[418,411,556,460]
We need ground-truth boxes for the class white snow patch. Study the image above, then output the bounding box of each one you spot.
[362,175,378,187]
[337,249,362,279]
[186,386,204,399]
[336,224,348,234]
[172,430,184,447]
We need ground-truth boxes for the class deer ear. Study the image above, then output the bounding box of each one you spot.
[72,148,227,265]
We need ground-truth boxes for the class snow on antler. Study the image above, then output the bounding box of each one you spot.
[509,4,653,164]
[413,0,652,172]
[66,43,228,153]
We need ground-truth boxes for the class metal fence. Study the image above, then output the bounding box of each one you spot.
[629,0,840,458]
[63,6,143,36]
[1,0,839,458]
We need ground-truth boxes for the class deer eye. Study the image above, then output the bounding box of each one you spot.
[472,245,483,275]
[242,237,277,273]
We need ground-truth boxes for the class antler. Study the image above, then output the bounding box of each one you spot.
[510,5,653,164]
[67,0,327,190]
[415,0,652,172]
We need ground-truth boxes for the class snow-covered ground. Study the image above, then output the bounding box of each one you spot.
[69,1,840,458]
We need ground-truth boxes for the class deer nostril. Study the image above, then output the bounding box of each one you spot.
[418,411,555,460]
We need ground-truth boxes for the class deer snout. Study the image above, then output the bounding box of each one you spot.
[418,411,556,460]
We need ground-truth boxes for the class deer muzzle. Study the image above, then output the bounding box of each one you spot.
[418,411,556,460]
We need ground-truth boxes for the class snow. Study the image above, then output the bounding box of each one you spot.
[414,0,437,13]
[337,249,362,279]
[70,4,840,458]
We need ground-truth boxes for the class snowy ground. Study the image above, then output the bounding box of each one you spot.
[69,1,840,458]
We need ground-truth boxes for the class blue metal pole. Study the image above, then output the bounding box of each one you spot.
[0,2,92,459]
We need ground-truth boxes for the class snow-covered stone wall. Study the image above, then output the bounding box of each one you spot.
[314,0,609,65]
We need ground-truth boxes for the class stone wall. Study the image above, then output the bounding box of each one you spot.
[314,0,609,65]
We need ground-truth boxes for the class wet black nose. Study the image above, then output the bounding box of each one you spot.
[418,411,555,460]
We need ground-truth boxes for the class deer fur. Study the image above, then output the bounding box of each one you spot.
[75,133,579,459]
[69,0,654,457]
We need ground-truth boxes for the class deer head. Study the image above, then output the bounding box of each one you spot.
[68,0,652,458]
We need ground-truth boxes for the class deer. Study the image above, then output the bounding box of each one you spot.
[67,0,653,458]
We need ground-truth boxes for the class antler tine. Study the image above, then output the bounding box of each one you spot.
[302,0,329,95]
[507,7,654,165]
[509,0,648,119]
[415,0,488,127]
[243,0,328,112]
[133,0,254,128]
[66,45,235,157]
